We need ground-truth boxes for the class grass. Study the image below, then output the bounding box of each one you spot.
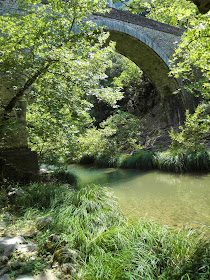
[153,149,210,172]
[1,181,209,279]
[78,149,210,173]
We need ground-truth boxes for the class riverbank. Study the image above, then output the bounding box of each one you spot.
[1,181,209,279]
[77,149,210,173]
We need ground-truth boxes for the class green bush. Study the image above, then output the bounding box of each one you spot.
[170,104,210,152]
[118,151,154,169]
[52,167,78,186]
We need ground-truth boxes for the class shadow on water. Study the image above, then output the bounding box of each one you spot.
[67,164,210,229]
[67,164,147,187]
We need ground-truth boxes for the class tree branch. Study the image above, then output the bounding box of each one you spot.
[3,60,54,121]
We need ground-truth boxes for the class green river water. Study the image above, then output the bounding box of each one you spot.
[68,165,210,228]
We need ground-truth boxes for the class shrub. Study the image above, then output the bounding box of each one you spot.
[52,167,78,186]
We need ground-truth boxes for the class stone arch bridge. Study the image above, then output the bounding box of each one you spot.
[0,2,193,177]
[92,8,183,97]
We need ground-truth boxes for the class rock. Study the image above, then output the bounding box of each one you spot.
[44,241,56,254]
[0,267,9,278]
[61,263,77,274]
[36,217,53,229]
[53,248,80,265]
[0,256,9,266]
[44,234,66,254]
[23,231,39,239]
[16,243,37,254]
[0,274,11,280]
[2,212,13,222]
[0,236,37,258]
[15,269,58,280]
[0,236,24,258]
[7,188,24,197]
[48,234,60,243]
[9,261,27,269]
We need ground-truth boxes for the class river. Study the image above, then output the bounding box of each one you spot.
[67,165,210,228]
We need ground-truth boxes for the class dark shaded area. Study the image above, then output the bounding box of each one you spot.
[192,0,210,14]
[0,148,39,183]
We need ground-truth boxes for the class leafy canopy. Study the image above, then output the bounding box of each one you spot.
[0,0,122,118]
[77,111,142,160]
[0,0,124,156]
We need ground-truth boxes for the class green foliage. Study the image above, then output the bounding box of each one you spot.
[0,0,108,97]
[77,149,209,173]
[118,150,154,169]
[77,111,142,161]
[170,104,210,151]
[114,0,150,14]
[9,182,210,279]
[171,13,210,99]
[112,57,143,88]
[12,182,70,210]
[9,252,47,279]
[0,0,123,158]
[147,0,198,28]
[90,53,154,126]
[51,184,125,254]
[146,0,209,100]
[153,150,210,172]
[52,167,78,186]
[146,0,210,148]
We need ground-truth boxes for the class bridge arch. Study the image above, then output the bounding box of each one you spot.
[92,9,183,96]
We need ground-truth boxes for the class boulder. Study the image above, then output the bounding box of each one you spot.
[0,274,11,280]
[0,236,37,258]
[53,248,80,265]
[36,217,53,229]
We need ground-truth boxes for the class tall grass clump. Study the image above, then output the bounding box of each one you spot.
[118,151,154,169]
[5,182,210,279]
[44,185,209,279]
[52,167,78,186]
[50,185,125,254]
[9,182,70,211]
[82,220,209,280]
[154,149,210,172]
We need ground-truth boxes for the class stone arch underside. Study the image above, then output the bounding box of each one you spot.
[92,17,180,97]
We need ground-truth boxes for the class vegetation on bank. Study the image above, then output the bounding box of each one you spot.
[77,149,210,173]
[1,182,209,279]
[71,102,210,173]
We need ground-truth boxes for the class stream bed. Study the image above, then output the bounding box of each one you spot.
[67,165,210,228]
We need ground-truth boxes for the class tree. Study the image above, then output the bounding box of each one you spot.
[77,111,142,160]
[0,0,123,156]
[144,0,210,100]
[0,0,122,124]
[170,104,210,151]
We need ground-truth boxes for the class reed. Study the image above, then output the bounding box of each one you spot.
[81,149,210,173]
[4,183,210,279]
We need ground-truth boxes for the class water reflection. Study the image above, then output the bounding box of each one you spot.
[68,165,210,228]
